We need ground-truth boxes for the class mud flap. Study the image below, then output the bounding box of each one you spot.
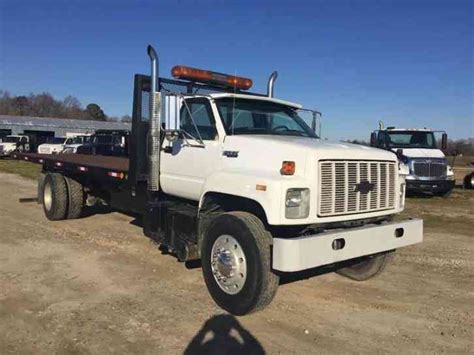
[37,172,46,205]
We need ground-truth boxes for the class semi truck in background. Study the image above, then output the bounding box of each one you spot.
[370,122,455,196]
[13,45,423,315]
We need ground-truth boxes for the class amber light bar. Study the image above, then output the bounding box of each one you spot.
[171,65,253,90]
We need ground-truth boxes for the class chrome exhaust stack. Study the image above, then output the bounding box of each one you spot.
[147,45,161,192]
[267,71,278,98]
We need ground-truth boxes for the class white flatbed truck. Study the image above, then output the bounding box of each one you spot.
[14,45,423,315]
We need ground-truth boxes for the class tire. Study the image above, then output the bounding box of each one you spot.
[42,173,68,221]
[65,176,85,219]
[464,173,474,189]
[336,251,394,281]
[201,212,279,315]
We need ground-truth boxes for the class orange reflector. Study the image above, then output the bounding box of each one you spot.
[107,171,125,179]
[171,65,253,90]
[280,161,295,175]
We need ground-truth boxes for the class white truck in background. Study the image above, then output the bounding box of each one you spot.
[15,45,423,315]
[0,135,30,156]
[370,123,455,196]
[61,134,92,154]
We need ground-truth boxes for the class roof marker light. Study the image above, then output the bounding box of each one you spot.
[171,65,253,90]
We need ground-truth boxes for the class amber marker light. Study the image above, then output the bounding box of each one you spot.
[280,161,295,175]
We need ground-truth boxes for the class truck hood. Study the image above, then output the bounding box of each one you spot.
[225,135,396,161]
[38,144,63,150]
[222,135,397,178]
[390,148,445,159]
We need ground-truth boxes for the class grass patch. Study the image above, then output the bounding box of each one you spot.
[0,158,42,180]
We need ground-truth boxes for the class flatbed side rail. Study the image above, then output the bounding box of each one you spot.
[12,152,129,182]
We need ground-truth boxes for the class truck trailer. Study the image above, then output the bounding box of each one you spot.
[13,46,423,315]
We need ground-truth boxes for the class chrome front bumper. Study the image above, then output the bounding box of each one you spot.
[272,219,423,272]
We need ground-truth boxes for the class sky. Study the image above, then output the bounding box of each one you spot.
[0,0,473,141]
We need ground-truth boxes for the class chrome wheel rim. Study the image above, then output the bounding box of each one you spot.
[211,235,247,295]
[44,181,52,211]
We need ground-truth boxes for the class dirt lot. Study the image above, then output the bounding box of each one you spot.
[0,172,473,354]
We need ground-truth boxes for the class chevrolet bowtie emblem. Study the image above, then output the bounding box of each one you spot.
[354,181,375,194]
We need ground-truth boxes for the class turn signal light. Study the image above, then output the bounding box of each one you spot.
[171,65,253,90]
[280,161,295,175]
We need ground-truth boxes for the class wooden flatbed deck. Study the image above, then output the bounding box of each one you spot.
[13,153,129,172]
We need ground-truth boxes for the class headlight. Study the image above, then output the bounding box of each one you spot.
[285,188,310,219]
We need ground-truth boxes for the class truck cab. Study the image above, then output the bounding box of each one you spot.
[370,125,454,196]
[0,135,30,156]
[61,135,92,154]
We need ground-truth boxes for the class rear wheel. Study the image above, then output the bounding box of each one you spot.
[201,212,279,315]
[42,173,68,221]
[336,251,394,281]
[65,176,85,219]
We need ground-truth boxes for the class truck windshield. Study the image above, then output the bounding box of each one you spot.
[4,136,20,143]
[48,137,67,144]
[215,98,317,138]
[95,135,113,144]
[65,137,83,145]
[387,131,437,149]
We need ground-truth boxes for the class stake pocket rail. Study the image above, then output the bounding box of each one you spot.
[12,152,129,180]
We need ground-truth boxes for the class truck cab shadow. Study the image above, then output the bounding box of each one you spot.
[184,314,265,355]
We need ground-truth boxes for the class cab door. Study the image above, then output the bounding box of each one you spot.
[160,98,222,201]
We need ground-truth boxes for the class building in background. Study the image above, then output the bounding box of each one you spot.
[0,115,131,151]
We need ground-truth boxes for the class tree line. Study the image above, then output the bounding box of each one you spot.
[0,90,131,122]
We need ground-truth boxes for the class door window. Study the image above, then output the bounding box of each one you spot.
[180,99,217,141]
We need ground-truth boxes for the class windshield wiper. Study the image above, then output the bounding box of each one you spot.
[273,130,309,137]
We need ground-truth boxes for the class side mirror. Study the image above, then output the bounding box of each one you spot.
[441,133,448,150]
[370,132,377,147]
[164,95,182,142]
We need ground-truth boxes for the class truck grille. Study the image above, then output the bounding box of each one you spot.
[412,160,446,178]
[319,160,396,217]
[38,147,50,154]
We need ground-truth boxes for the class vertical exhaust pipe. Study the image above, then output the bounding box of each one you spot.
[147,45,161,192]
[267,71,278,98]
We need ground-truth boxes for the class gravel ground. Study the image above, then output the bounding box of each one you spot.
[0,172,472,354]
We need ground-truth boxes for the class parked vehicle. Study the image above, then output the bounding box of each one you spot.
[76,130,129,156]
[37,137,68,154]
[370,122,455,196]
[0,135,30,156]
[13,45,423,315]
[61,135,92,154]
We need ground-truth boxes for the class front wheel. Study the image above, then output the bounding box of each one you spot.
[336,251,394,281]
[201,212,279,315]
